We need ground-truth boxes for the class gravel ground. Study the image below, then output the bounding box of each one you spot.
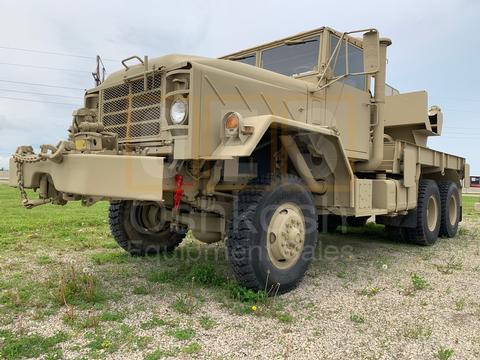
[0,198,479,359]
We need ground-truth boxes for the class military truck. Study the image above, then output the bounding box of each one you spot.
[10,27,468,294]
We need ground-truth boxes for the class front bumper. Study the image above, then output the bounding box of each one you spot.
[10,154,165,202]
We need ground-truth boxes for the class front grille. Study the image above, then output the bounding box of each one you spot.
[101,75,162,140]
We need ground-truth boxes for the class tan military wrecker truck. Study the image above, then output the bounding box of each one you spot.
[10,27,468,294]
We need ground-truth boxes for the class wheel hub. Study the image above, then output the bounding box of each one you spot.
[131,202,169,234]
[427,195,439,232]
[267,203,306,269]
[449,195,458,226]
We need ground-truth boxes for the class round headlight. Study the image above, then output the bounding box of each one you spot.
[170,99,187,124]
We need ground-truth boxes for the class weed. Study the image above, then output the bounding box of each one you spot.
[83,312,100,328]
[36,255,52,265]
[434,347,454,360]
[167,328,195,341]
[227,283,268,304]
[85,324,134,354]
[402,324,432,339]
[0,289,25,308]
[277,312,294,323]
[55,266,105,306]
[189,264,225,286]
[100,310,125,322]
[133,285,150,295]
[358,286,379,297]
[182,342,202,354]
[410,273,429,290]
[135,336,153,348]
[436,256,463,274]
[199,316,216,330]
[144,348,178,360]
[350,314,366,324]
[455,298,466,311]
[171,294,197,315]
[140,316,170,330]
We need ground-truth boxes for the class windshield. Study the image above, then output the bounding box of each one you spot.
[261,36,320,77]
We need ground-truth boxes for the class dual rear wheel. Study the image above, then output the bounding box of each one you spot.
[388,180,460,245]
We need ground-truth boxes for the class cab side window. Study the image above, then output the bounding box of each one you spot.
[330,35,366,91]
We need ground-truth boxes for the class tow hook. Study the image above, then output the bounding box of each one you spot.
[171,174,184,231]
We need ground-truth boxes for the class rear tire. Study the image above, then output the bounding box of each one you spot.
[403,179,441,246]
[109,201,184,256]
[227,175,318,294]
[438,181,460,238]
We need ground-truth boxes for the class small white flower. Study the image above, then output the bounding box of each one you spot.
[382,264,388,270]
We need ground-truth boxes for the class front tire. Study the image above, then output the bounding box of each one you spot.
[227,175,318,294]
[404,179,441,246]
[438,181,460,238]
[109,201,184,256]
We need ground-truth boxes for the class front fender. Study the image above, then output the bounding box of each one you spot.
[208,115,338,159]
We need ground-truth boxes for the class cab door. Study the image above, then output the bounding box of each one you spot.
[325,34,371,160]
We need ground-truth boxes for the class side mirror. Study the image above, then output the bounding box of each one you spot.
[363,30,380,73]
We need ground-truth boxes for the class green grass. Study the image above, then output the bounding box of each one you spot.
[350,314,366,324]
[144,348,178,359]
[277,312,294,323]
[140,316,173,330]
[84,324,136,355]
[171,295,197,315]
[462,195,479,218]
[434,347,454,360]
[410,273,429,291]
[91,251,130,265]
[132,285,150,295]
[0,186,111,251]
[402,324,432,340]
[167,328,195,341]
[199,316,216,330]
[181,342,202,354]
[0,330,68,360]
[100,310,125,322]
[53,266,106,306]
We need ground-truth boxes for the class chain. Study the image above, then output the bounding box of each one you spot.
[13,149,46,209]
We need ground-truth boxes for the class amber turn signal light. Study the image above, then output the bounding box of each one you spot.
[225,113,239,129]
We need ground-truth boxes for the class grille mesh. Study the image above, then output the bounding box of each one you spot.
[101,75,161,140]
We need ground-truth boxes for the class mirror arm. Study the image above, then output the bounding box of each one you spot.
[314,28,379,92]
[316,32,346,88]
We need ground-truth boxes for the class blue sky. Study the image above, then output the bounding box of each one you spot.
[0,0,478,173]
